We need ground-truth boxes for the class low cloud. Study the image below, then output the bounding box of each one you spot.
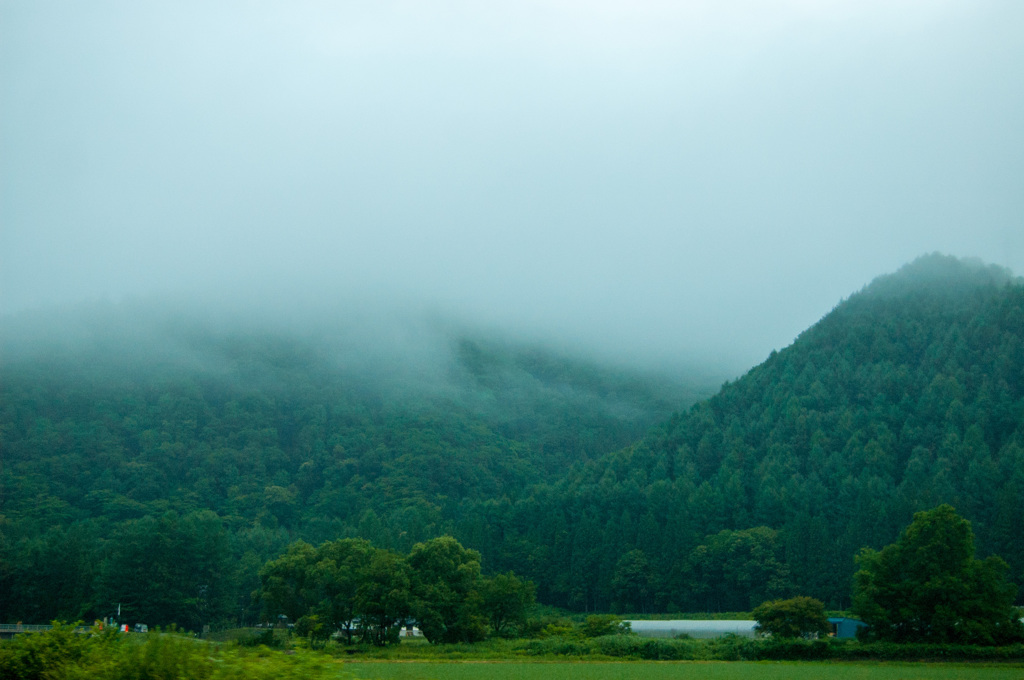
[2,1,1022,372]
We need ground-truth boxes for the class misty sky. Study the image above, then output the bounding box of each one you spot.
[2,1,1023,371]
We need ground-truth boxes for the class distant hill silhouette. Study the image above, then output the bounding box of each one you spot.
[2,254,1021,623]
[473,254,1024,611]
[0,303,707,624]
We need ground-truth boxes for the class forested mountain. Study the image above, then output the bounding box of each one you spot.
[2,254,1022,627]
[468,254,1024,612]
[0,306,709,625]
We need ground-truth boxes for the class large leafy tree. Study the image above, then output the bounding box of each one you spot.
[353,548,412,646]
[306,538,376,642]
[407,536,487,643]
[689,527,793,612]
[254,540,318,625]
[256,538,412,646]
[852,504,1024,645]
[256,538,391,642]
[753,596,829,639]
[255,535,536,644]
[479,571,535,637]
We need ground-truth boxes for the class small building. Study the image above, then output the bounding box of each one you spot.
[828,617,867,639]
[626,620,758,639]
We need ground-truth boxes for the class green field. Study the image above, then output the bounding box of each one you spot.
[344,662,1024,680]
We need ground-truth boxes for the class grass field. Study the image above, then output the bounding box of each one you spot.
[343,662,1024,680]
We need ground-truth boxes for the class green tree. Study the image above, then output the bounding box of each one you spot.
[479,571,535,637]
[407,536,487,643]
[610,549,652,613]
[852,504,1024,645]
[688,527,792,611]
[578,614,630,638]
[307,538,374,643]
[353,549,412,646]
[752,596,830,638]
[255,538,407,646]
[294,613,331,648]
[254,540,317,625]
[99,511,232,628]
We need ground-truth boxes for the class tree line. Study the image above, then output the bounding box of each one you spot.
[460,256,1024,611]
[755,504,1023,645]
[2,254,1022,625]
[254,536,534,645]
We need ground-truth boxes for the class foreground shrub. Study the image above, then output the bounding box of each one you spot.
[515,634,1024,662]
[0,625,345,680]
[578,615,631,638]
[517,637,590,656]
[753,637,838,660]
[835,641,1024,662]
[235,628,285,648]
[590,635,699,660]
[0,622,96,680]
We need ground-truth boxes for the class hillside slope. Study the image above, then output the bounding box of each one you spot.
[3,254,1022,623]
[0,306,710,624]
[469,255,1024,611]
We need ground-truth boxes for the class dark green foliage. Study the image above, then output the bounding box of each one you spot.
[479,571,535,637]
[235,628,284,647]
[578,615,630,638]
[0,624,344,679]
[852,504,1024,645]
[0,622,95,680]
[314,538,376,642]
[588,634,703,660]
[474,255,1024,611]
[689,528,793,612]
[0,306,696,625]
[3,254,1024,621]
[255,541,319,624]
[255,537,411,646]
[512,634,1024,662]
[294,614,331,647]
[611,550,653,613]
[254,535,533,645]
[256,537,376,642]
[96,510,232,629]
[354,548,412,646]
[752,596,829,639]
[408,537,487,644]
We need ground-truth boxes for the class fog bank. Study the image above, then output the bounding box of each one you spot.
[3,1,1022,370]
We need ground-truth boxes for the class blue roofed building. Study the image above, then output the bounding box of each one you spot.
[828,617,867,638]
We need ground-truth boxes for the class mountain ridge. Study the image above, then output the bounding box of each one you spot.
[458,254,1024,610]
[2,253,1022,623]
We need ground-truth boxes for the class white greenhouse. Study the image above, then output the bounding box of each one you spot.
[625,620,759,639]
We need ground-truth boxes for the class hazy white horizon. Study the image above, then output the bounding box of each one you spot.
[3,0,1022,371]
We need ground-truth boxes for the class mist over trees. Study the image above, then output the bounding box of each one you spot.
[1,254,1023,627]
[0,309,706,625]
[475,255,1024,611]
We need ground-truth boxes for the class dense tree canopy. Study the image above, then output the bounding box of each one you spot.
[2,254,1023,624]
[466,255,1024,611]
[254,536,530,645]
[407,536,488,643]
[753,596,829,639]
[852,504,1023,645]
[0,317,693,625]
